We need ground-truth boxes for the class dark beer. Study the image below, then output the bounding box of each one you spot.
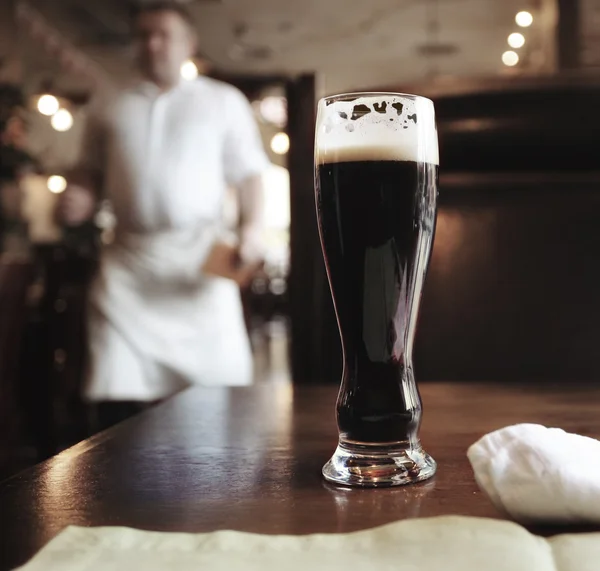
[317,92,438,487]
[316,155,438,444]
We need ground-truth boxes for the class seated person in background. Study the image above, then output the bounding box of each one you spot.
[57,1,269,430]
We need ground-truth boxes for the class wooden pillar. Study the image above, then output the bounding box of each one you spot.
[557,0,580,70]
[286,74,342,384]
[0,0,21,84]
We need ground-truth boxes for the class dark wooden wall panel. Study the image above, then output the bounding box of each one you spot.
[290,78,600,384]
[416,174,600,381]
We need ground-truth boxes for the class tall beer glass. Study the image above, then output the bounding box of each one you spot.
[315,93,438,487]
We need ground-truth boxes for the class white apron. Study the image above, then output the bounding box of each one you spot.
[85,227,253,402]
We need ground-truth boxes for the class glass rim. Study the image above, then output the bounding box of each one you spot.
[320,91,434,105]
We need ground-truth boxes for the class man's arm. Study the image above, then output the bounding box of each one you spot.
[236,173,266,265]
[222,86,271,265]
[201,173,265,286]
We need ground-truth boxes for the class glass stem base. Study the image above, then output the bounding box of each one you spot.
[322,440,436,488]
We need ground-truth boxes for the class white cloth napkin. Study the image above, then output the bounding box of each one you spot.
[468,423,600,524]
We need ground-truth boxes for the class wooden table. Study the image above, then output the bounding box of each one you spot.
[2,382,600,570]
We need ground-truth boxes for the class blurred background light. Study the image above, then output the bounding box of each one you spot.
[47,175,67,193]
[515,11,533,27]
[180,59,199,80]
[502,50,519,66]
[50,108,73,132]
[270,132,289,155]
[508,32,525,48]
[37,94,59,116]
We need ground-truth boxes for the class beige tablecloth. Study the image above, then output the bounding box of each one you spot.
[17,516,600,571]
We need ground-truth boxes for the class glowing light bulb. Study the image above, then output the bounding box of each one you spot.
[47,175,67,193]
[502,50,519,66]
[508,32,525,48]
[37,94,59,116]
[51,108,73,132]
[180,59,198,80]
[270,132,289,155]
[516,11,533,27]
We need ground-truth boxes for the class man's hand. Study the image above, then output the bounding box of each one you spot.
[57,182,97,226]
[238,225,266,266]
[236,174,266,266]
[202,241,262,288]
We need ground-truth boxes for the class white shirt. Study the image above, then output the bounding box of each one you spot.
[83,76,269,232]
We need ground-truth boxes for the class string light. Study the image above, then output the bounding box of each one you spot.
[515,11,533,27]
[180,59,198,80]
[51,108,73,132]
[502,50,519,66]
[508,32,525,48]
[270,132,289,155]
[47,175,67,193]
[37,94,59,116]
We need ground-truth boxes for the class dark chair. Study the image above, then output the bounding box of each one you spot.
[24,245,97,457]
[0,258,33,476]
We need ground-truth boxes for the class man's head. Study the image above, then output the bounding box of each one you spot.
[131,2,197,88]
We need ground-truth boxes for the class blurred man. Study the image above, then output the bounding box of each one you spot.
[58,1,269,428]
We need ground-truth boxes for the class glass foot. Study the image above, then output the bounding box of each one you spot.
[322,441,437,488]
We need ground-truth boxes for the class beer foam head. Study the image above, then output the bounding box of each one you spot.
[315,93,439,166]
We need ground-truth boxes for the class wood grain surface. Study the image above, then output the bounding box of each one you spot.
[2,382,600,570]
